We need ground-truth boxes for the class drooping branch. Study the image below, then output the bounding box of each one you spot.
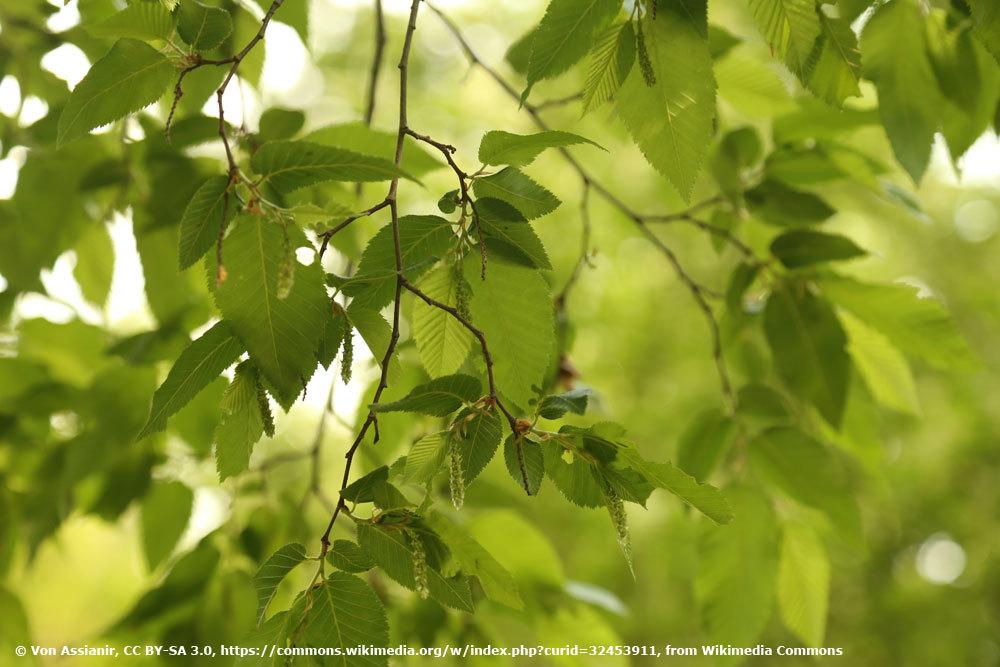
[426,2,747,412]
[320,0,423,556]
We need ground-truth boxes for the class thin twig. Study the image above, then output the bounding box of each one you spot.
[317,198,392,259]
[320,0,424,557]
[534,92,583,110]
[399,277,518,431]
[363,0,387,126]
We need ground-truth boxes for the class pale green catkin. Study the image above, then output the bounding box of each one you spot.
[607,488,633,574]
[455,268,473,322]
[405,528,429,599]
[636,20,656,87]
[449,440,466,510]
[340,334,354,384]
[276,229,295,300]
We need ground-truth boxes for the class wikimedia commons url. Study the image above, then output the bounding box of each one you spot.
[13,643,846,660]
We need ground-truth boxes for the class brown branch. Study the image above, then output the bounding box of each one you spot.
[534,92,582,110]
[320,0,423,557]
[317,198,392,259]
[165,0,285,176]
[400,276,532,493]
[426,2,741,411]
[215,0,286,177]
[404,129,488,276]
[399,277,518,431]
[644,212,756,260]
[363,0,387,126]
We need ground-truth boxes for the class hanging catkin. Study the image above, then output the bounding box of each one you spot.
[405,527,429,599]
[449,438,466,510]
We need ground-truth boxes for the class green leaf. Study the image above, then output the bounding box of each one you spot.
[838,310,920,415]
[538,387,592,420]
[424,511,524,610]
[748,0,820,75]
[818,275,974,369]
[357,523,474,612]
[88,2,176,42]
[476,198,553,270]
[617,6,716,200]
[401,432,450,485]
[778,522,830,647]
[930,20,998,161]
[253,543,307,626]
[618,448,733,524]
[116,542,219,630]
[0,588,32,663]
[327,540,376,573]
[807,7,861,106]
[506,28,535,74]
[749,427,860,541]
[764,282,850,428]
[317,303,348,368]
[861,0,942,183]
[746,180,835,227]
[478,130,602,167]
[504,435,544,495]
[372,374,481,416]
[342,466,389,503]
[258,108,305,142]
[412,265,475,377]
[215,362,266,480]
[695,486,779,648]
[177,0,233,51]
[676,408,737,482]
[342,215,455,311]
[213,215,328,408]
[294,572,390,666]
[541,440,604,507]
[737,384,792,422]
[73,222,115,306]
[582,21,636,114]
[770,229,866,268]
[464,254,554,410]
[58,39,175,145]
[473,168,560,221]
[138,321,244,439]
[968,0,1000,64]
[140,481,193,570]
[251,141,413,193]
[305,123,442,177]
[178,176,233,270]
[522,0,620,98]
[452,408,503,483]
[369,482,412,513]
